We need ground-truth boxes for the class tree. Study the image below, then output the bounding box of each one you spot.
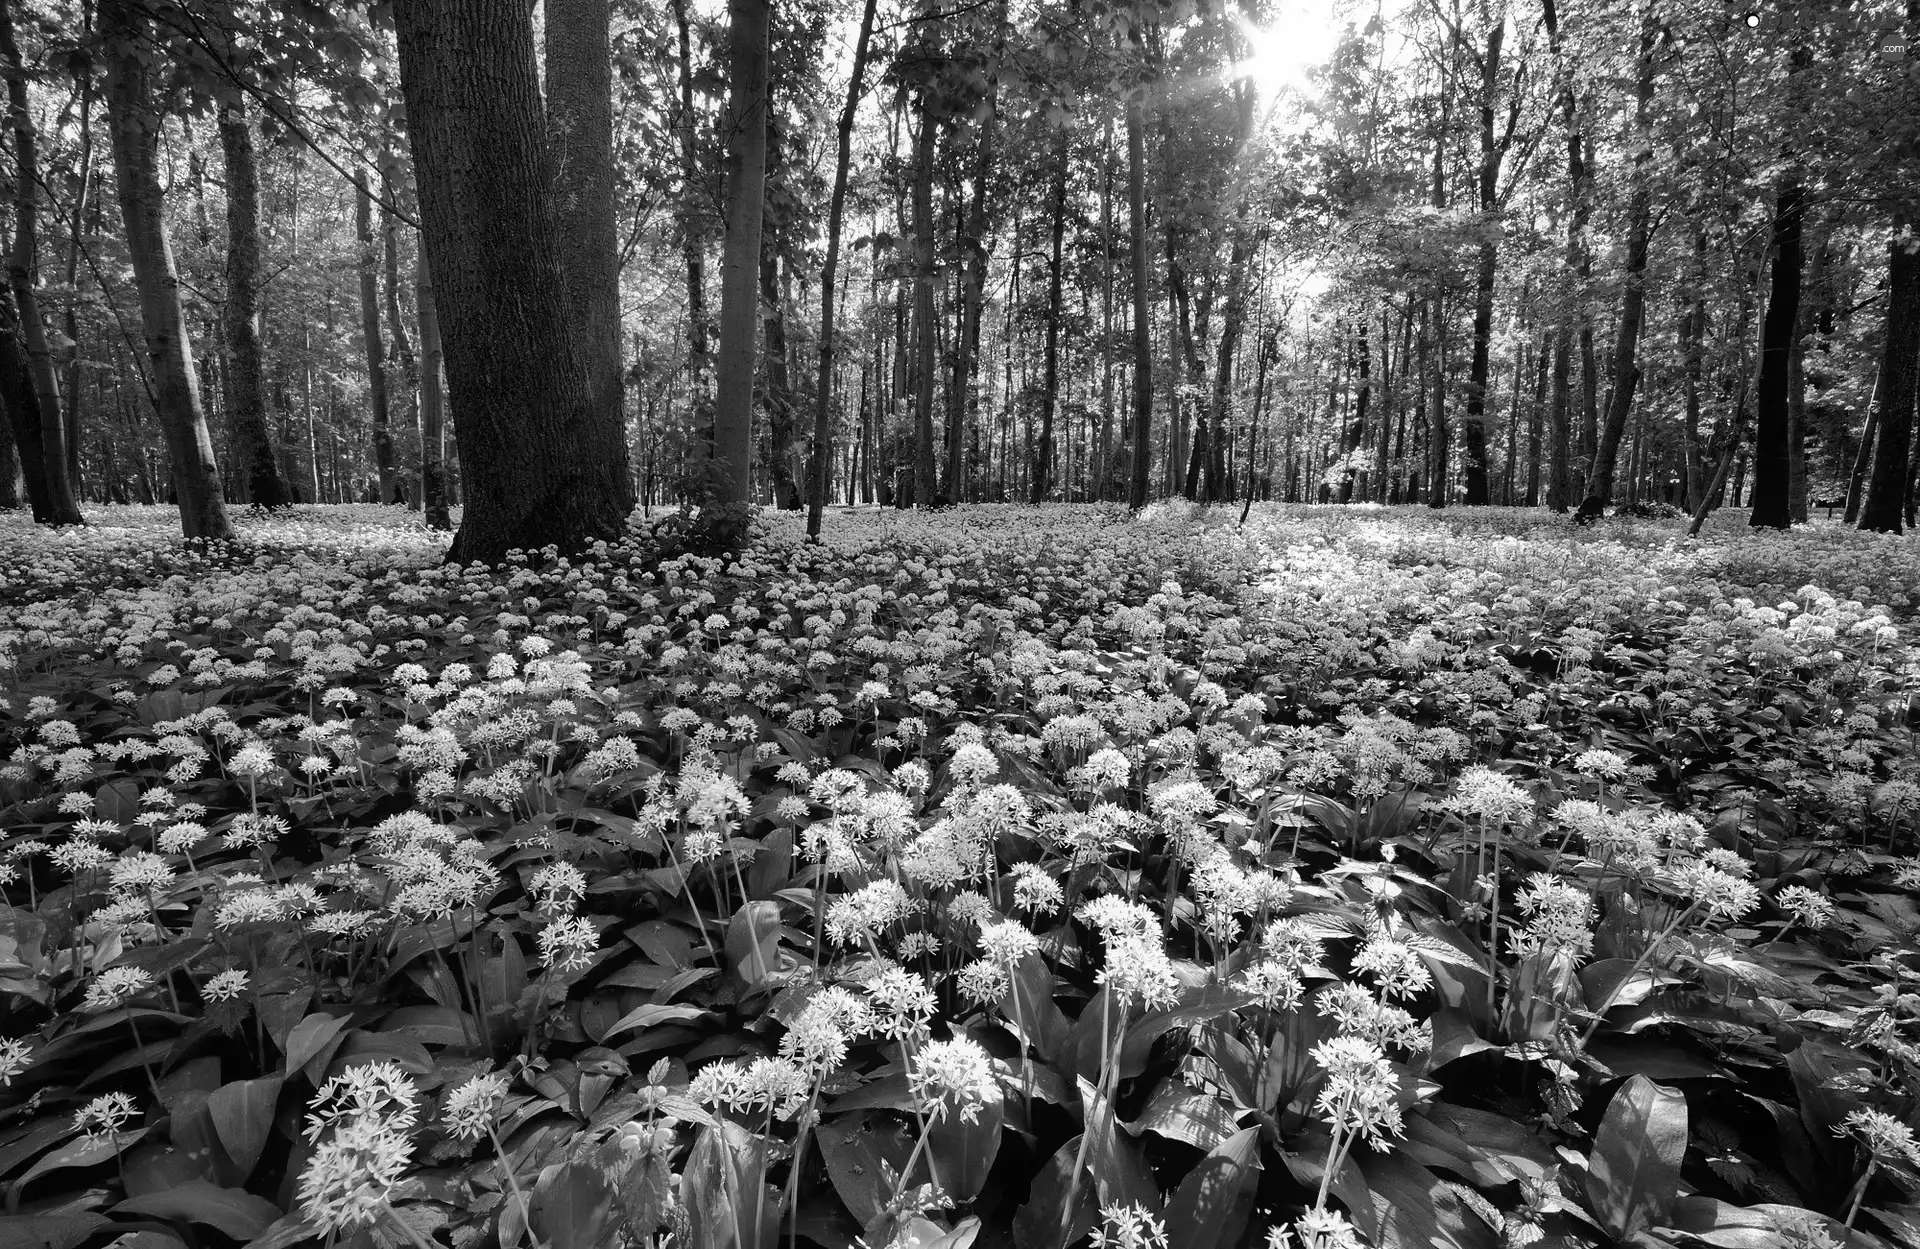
[1124,19,1154,511]
[546,0,628,479]
[1857,226,1920,534]
[355,170,396,503]
[102,0,230,542]
[3,0,80,524]
[217,99,294,508]
[416,251,452,530]
[391,0,633,563]
[1748,173,1804,530]
[807,0,879,538]
[711,0,771,507]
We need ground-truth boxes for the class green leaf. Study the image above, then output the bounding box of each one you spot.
[0,1213,112,1249]
[1584,1075,1688,1240]
[925,1089,1002,1204]
[725,901,782,991]
[1162,1127,1261,1249]
[114,1180,284,1240]
[14,1130,141,1192]
[280,1012,349,1083]
[1356,1151,1500,1249]
[1664,1197,1854,1248]
[1011,1136,1098,1249]
[1079,1076,1158,1213]
[530,1158,621,1249]
[600,1003,713,1042]
[206,1076,283,1178]
[819,1113,913,1228]
[1124,1083,1240,1152]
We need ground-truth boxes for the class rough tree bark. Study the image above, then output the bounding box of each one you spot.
[711,0,771,505]
[3,0,80,524]
[102,0,230,541]
[1460,10,1511,506]
[910,92,939,507]
[545,0,628,489]
[671,0,710,404]
[391,0,633,562]
[382,175,420,507]
[217,99,293,508]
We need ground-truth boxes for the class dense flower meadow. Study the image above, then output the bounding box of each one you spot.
[2,501,1919,1249]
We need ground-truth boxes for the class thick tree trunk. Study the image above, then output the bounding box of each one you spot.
[1858,225,1920,533]
[416,251,451,530]
[3,0,80,524]
[1337,316,1370,504]
[1749,174,1805,530]
[217,101,292,509]
[946,37,998,501]
[392,0,632,562]
[102,0,229,540]
[710,0,770,506]
[1577,10,1655,521]
[806,0,877,538]
[545,0,627,488]
[355,171,396,503]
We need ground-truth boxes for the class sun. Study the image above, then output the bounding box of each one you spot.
[1230,2,1343,102]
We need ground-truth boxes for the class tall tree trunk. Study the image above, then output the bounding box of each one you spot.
[3,0,80,524]
[1525,332,1546,505]
[1577,7,1655,520]
[670,0,710,403]
[1125,33,1154,511]
[711,0,771,506]
[1749,173,1805,530]
[1843,369,1879,525]
[383,176,421,507]
[1788,221,1827,523]
[545,0,629,506]
[102,0,229,540]
[806,0,877,538]
[1337,316,1371,504]
[217,100,292,509]
[762,248,801,508]
[355,171,396,503]
[60,63,93,489]
[416,251,451,530]
[945,28,998,501]
[392,0,633,562]
[910,92,938,507]
[1033,129,1068,503]
[1460,13,1506,506]
[1858,224,1920,533]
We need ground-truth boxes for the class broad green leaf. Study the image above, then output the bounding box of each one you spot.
[1011,1135,1099,1249]
[114,1180,283,1239]
[1124,1082,1240,1152]
[206,1076,283,1178]
[1585,1075,1688,1240]
[1079,1076,1158,1213]
[819,1112,913,1228]
[600,1003,713,1042]
[14,1130,142,1192]
[1162,1127,1261,1249]
[529,1157,620,1249]
[280,1012,349,1082]
[0,1214,112,1249]
[725,901,782,990]
[1357,1151,1500,1249]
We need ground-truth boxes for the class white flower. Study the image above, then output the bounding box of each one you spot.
[74,1092,137,1140]
[82,966,154,1013]
[442,1072,511,1142]
[203,969,251,1002]
[910,1037,998,1123]
[297,1116,413,1234]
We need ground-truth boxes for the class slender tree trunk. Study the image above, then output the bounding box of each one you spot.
[1843,369,1879,525]
[102,0,229,540]
[1033,130,1068,503]
[1125,36,1154,511]
[806,0,877,537]
[911,91,939,507]
[60,42,94,490]
[1460,14,1506,506]
[1788,221,1827,523]
[711,0,771,506]
[1525,333,1546,505]
[1749,173,1805,530]
[3,0,80,524]
[217,100,292,509]
[416,251,451,530]
[392,0,632,561]
[1859,225,1920,533]
[671,0,710,404]
[545,0,630,509]
[383,176,421,507]
[1577,7,1655,520]
[762,248,801,508]
[354,171,396,503]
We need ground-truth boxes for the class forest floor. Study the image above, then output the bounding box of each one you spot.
[1,501,1918,1249]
